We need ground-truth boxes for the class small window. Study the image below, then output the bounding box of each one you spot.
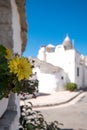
[61,76,64,80]
[34,72,37,75]
[77,67,79,77]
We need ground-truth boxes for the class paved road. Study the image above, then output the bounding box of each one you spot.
[38,92,87,130]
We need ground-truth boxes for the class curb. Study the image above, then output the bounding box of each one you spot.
[32,91,83,108]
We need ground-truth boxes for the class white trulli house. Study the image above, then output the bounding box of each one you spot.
[29,57,66,93]
[31,35,87,93]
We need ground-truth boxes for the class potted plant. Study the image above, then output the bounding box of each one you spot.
[0,44,33,117]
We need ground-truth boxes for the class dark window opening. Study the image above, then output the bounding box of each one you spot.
[61,76,64,80]
[77,67,79,77]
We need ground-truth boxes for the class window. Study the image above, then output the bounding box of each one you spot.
[61,76,64,80]
[77,67,79,77]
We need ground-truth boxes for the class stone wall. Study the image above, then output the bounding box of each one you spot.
[15,0,27,52]
[0,0,13,50]
[0,0,27,53]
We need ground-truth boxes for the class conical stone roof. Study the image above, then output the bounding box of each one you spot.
[62,35,73,50]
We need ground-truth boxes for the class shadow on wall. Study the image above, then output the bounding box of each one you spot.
[56,73,71,91]
[66,73,71,83]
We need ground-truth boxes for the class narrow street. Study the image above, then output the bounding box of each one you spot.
[39,92,87,130]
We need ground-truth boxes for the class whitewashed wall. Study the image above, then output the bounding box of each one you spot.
[75,64,83,88]
[33,67,66,93]
[37,45,83,89]
[46,45,65,68]
[43,47,76,85]
[64,50,76,83]
[74,51,83,88]
[37,40,87,90]
[55,71,66,91]
[84,67,87,87]
[11,0,22,55]
[37,47,46,61]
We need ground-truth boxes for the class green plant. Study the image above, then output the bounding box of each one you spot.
[65,82,77,91]
[19,96,63,130]
[0,44,37,99]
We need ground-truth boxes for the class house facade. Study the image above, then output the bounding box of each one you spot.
[29,57,66,93]
[37,35,87,92]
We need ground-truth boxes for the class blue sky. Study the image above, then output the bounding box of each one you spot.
[23,0,87,57]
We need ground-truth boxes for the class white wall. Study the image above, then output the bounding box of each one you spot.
[74,51,84,88]
[46,47,76,84]
[33,67,66,93]
[11,0,22,55]
[84,67,87,87]
[37,47,46,61]
[38,73,57,93]
[46,52,56,64]
[46,45,66,68]
[37,44,87,90]
[55,71,66,91]
[75,64,83,88]
[65,50,75,83]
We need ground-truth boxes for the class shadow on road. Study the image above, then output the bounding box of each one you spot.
[38,92,50,96]
[78,87,87,91]
[61,129,74,130]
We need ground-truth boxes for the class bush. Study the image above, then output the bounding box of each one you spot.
[65,83,77,91]
[0,45,33,99]
[19,96,63,130]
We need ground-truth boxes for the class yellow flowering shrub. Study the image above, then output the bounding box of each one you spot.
[8,56,32,81]
[5,47,12,59]
[0,45,36,99]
